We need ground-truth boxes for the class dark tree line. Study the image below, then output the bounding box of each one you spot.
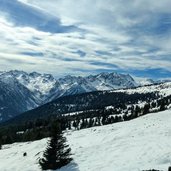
[1,94,171,146]
[3,91,159,125]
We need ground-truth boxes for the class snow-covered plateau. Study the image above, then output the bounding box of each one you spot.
[1,109,171,171]
[114,81,171,97]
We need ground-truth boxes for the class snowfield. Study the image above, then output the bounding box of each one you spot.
[114,82,171,97]
[1,110,171,171]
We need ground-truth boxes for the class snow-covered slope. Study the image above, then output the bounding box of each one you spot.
[134,77,171,86]
[87,72,138,90]
[0,75,39,122]
[138,78,156,86]
[114,81,171,97]
[1,109,171,171]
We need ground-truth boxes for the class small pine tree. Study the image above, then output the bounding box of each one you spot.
[80,118,85,129]
[143,103,150,115]
[159,100,166,111]
[72,120,77,130]
[39,121,72,170]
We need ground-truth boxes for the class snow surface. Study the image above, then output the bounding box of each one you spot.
[114,82,171,97]
[1,110,171,171]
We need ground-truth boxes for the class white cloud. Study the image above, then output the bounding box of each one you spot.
[0,0,171,78]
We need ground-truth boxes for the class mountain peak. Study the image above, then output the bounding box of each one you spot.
[29,71,41,78]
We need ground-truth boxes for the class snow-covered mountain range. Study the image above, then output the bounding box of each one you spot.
[1,70,138,101]
[0,70,138,122]
[0,70,170,123]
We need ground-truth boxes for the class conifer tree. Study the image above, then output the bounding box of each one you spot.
[159,99,166,111]
[39,121,72,170]
[143,103,150,115]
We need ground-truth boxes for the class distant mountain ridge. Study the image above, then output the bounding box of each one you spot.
[0,70,138,122]
[137,78,171,86]
[1,70,170,123]
[1,70,138,99]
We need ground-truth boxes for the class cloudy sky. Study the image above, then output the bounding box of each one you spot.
[0,0,171,79]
